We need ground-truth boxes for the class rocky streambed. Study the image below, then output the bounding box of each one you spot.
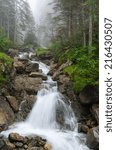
[0,132,51,150]
[0,49,99,150]
[48,61,99,150]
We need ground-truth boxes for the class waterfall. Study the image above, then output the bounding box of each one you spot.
[1,53,89,150]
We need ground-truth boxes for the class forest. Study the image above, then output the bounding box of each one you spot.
[0,0,99,91]
[0,0,99,150]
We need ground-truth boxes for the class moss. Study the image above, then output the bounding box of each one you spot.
[36,48,50,57]
[0,52,13,86]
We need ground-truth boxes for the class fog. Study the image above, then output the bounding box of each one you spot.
[28,0,53,25]
[27,0,54,47]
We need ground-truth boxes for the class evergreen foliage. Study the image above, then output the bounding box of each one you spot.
[48,0,99,91]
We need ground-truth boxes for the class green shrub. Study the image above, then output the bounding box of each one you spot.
[36,47,50,57]
[49,41,65,59]
[0,36,14,52]
[0,52,13,86]
[63,47,99,91]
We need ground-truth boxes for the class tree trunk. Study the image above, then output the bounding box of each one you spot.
[68,15,71,38]
[82,0,86,48]
[14,1,17,43]
[7,16,10,39]
[88,1,93,52]
[83,32,86,48]
[0,18,3,36]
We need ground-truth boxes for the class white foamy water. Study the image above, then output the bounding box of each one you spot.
[1,54,89,150]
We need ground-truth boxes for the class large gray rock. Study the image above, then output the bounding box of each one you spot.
[6,96,19,113]
[90,104,99,124]
[78,123,89,133]
[0,96,15,131]
[29,72,47,80]
[17,94,37,120]
[9,133,26,143]
[13,58,25,74]
[14,75,42,94]
[79,85,99,105]
[86,126,99,150]
[52,61,71,81]
[0,139,5,149]
[58,75,70,94]
[8,49,19,57]
[13,58,39,74]
[25,62,39,73]
[4,140,16,149]
[58,75,70,84]
[48,62,58,76]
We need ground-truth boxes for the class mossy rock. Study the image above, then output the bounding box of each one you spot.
[0,52,13,86]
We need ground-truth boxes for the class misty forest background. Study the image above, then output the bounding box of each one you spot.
[0,0,99,92]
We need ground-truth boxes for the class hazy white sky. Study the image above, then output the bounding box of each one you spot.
[28,0,36,12]
[27,0,53,24]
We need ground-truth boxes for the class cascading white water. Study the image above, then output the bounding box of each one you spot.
[1,53,89,150]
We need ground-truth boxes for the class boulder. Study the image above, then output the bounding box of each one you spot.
[58,84,65,94]
[47,70,54,76]
[8,49,18,57]
[39,53,53,62]
[14,75,42,94]
[17,95,37,120]
[78,123,89,133]
[58,75,70,94]
[13,58,25,74]
[6,96,19,113]
[27,136,46,149]
[9,133,26,143]
[0,96,15,130]
[79,85,99,105]
[25,62,39,73]
[52,70,61,81]
[86,119,97,128]
[90,104,99,124]
[29,72,47,80]
[86,126,99,150]
[14,58,39,74]
[13,142,23,147]
[4,140,16,149]
[52,61,71,81]
[44,143,52,150]
[48,63,58,76]
[50,62,58,70]
[0,139,5,149]
[58,75,70,84]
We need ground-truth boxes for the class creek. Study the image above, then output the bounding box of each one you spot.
[1,52,89,150]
